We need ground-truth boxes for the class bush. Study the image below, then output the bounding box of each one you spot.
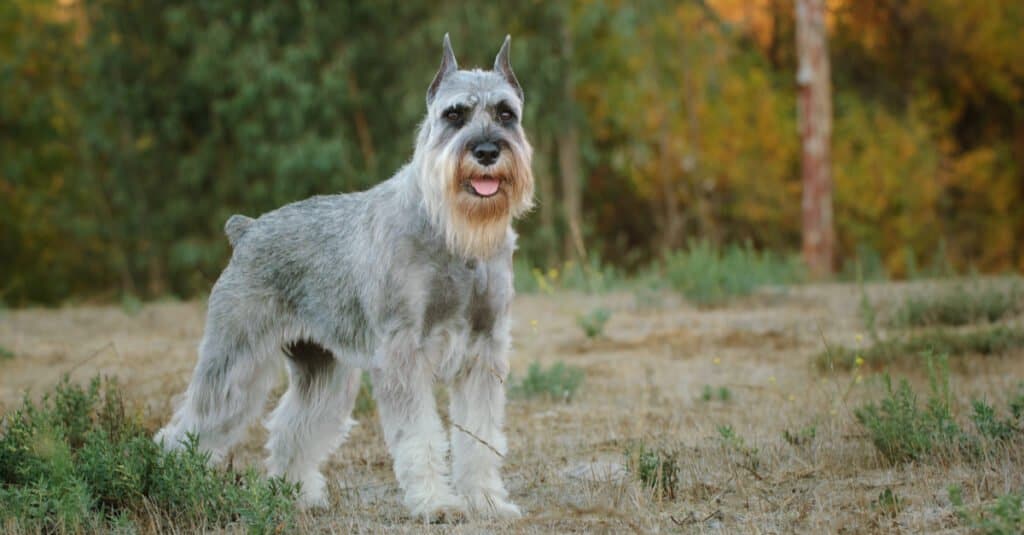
[950,486,1024,535]
[0,377,298,533]
[663,240,803,306]
[891,282,1022,328]
[816,325,1024,371]
[625,442,678,501]
[576,307,612,339]
[854,357,1021,464]
[509,361,584,402]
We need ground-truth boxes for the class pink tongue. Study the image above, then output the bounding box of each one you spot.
[470,176,500,196]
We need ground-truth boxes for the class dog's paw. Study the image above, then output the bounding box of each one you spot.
[463,488,522,520]
[409,492,468,524]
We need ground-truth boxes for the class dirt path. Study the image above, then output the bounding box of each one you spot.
[2,281,1022,532]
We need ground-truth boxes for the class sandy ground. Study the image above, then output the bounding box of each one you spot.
[1,280,1022,533]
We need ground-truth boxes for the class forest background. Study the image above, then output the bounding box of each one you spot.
[3,0,1022,304]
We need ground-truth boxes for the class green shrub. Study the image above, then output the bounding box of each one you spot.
[782,425,817,447]
[854,357,1021,464]
[663,240,803,306]
[854,357,966,463]
[816,325,1024,371]
[625,442,678,501]
[891,282,1022,328]
[576,307,611,339]
[509,361,583,402]
[950,485,1024,535]
[0,377,298,533]
[0,346,12,360]
[700,385,732,403]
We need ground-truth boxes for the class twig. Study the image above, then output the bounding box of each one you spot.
[449,421,504,459]
[671,509,722,525]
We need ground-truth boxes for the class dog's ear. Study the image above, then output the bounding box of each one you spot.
[427,33,458,106]
[493,35,523,103]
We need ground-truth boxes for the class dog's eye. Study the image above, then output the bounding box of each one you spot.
[498,110,516,123]
[444,109,463,123]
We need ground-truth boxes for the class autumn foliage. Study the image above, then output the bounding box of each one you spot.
[1,0,1022,303]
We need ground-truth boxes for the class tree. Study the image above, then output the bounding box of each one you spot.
[795,0,834,277]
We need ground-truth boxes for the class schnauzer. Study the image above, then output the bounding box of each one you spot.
[155,34,533,521]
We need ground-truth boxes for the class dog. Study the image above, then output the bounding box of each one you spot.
[155,34,533,522]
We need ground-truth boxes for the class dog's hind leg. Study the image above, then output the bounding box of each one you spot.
[264,340,360,509]
[154,311,279,462]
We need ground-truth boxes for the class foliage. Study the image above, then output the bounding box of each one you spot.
[663,240,804,305]
[509,361,583,402]
[782,425,817,447]
[0,376,297,533]
[816,326,1024,371]
[624,441,678,501]
[891,282,1022,328]
[854,357,1022,464]
[700,385,732,403]
[576,307,611,339]
[950,485,1024,535]
[3,0,1024,304]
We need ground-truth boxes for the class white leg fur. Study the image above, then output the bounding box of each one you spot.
[265,364,361,508]
[371,341,466,521]
[449,357,520,519]
[155,331,278,462]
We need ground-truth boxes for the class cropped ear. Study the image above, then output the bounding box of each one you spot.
[493,35,523,102]
[427,33,458,106]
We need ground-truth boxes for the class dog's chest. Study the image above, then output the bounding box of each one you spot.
[422,258,508,340]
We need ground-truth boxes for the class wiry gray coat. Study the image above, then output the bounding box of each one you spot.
[156,34,532,521]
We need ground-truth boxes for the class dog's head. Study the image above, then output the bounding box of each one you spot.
[414,34,535,259]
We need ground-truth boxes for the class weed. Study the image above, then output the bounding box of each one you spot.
[700,385,732,403]
[891,282,1022,328]
[970,399,1018,442]
[854,356,965,463]
[0,346,12,360]
[816,325,1024,371]
[576,307,612,339]
[855,355,1022,464]
[0,376,297,533]
[663,240,803,306]
[782,425,817,447]
[950,485,1024,534]
[625,441,678,501]
[509,361,584,402]
[120,293,143,316]
[873,487,903,517]
[516,256,625,295]
[716,425,761,476]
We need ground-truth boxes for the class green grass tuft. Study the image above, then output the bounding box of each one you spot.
[0,376,298,533]
[951,485,1024,535]
[663,240,803,306]
[576,307,611,339]
[855,356,1021,464]
[816,325,1024,371]
[510,361,584,402]
[891,282,1022,328]
[625,442,678,501]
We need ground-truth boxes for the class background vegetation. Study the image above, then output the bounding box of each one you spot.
[2,0,1023,304]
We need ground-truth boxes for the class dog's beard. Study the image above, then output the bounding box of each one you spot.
[418,141,534,259]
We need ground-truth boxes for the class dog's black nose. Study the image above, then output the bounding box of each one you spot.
[472,141,500,166]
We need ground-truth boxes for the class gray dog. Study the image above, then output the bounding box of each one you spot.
[156,34,533,521]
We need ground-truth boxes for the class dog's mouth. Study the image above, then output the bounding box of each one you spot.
[465,175,501,198]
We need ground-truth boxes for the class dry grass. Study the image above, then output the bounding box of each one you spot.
[2,279,1023,532]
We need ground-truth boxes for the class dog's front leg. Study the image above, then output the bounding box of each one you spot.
[371,335,465,522]
[449,343,521,519]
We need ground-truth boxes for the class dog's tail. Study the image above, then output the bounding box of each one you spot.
[224,214,255,248]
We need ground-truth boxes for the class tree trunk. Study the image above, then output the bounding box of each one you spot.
[559,19,585,261]
[795,0,834,278]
